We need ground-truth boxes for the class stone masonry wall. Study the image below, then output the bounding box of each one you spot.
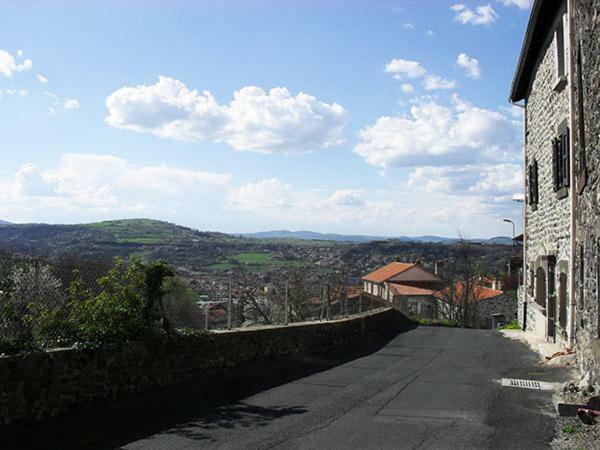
[0,308,408,429]
[523,2,572,343]
[572,0,600,387]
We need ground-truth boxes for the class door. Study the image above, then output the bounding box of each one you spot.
[547,263,556,342]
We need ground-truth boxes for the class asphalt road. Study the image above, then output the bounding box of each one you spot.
[6,326,568,450]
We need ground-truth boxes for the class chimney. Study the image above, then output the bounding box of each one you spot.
[434,260,444,277]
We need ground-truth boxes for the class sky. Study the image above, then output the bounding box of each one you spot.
[0,0,532,238]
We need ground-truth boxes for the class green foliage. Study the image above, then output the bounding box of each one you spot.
[497,319,520,330]
[562,424,578,434]
[68,258,168,347]
[416,318,460,328]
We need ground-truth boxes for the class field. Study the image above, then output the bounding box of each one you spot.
[207,252,304,272]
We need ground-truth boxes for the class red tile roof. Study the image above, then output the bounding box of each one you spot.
[387,283,435,297]
[435,281,503,303]
[362,262,415,283]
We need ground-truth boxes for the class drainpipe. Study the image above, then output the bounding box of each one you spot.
[567,0,577,349]
[510,98,527,329]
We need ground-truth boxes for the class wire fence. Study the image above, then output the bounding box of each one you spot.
[0,251,388,354]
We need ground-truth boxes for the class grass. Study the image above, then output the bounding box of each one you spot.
[208,252,303,273]
[416,318,460,327]
[497,319,520,330]
[562,424,578,434]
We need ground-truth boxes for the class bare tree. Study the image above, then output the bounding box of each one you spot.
[437,234,480,327]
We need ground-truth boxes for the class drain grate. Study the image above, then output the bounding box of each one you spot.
[500,378,555,391]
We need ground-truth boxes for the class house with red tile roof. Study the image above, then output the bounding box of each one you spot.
[436,280,516,328]
[361,262,443,319]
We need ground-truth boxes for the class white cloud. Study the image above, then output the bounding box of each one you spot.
[45,91,80,114]
[403,22,414,29]
[105,76,348,155]
[456,53,481,79]
[36,74,49,84]
[0,154,231,221]
[425,30,434,37]
[354,95,519,168]
[2,88,28,97]
[226,178,293,210]
[63,98,80,109]
[451,4,498,25]
[328,189,364,206]
[407,164,522,195]
[423,75,457,90]
[0,49,32,77]
[500,0,532,9]
[400,83,415,94]
[384,59,427,80]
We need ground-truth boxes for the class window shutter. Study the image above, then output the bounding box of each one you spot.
[564,129,570,187]
[552,138,559,191]
[577,45,586,174]
[534,160,539,204]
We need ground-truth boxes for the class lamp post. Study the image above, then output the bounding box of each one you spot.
[503,218,515,278]
[503,218,515,241]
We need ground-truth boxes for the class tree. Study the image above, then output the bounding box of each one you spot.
[437,235,480,327]
[142,260,176,334]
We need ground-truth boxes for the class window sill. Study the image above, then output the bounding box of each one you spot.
[556,186,569,199]
[553,75,568,92]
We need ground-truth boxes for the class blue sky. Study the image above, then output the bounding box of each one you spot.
[0,0,531,237]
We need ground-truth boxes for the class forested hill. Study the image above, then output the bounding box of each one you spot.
[0,219,518,276]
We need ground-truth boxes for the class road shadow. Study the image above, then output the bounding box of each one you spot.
[1,320,416,450]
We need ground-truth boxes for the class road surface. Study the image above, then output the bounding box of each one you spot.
[8,326,568,449]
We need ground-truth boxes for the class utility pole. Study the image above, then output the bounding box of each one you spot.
[284,280,289,325]
[359,292,363,314]
[227,272,232,330]
[343,284,348,317]
[204,303,209,331]
[326,283,331,320]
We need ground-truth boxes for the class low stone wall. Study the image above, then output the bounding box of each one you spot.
[0,308,407,428]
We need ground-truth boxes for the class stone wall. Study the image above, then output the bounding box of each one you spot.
[0,308,408,429]
[572,0,600,387]
[476,295,518,328]
[522,0,572,343]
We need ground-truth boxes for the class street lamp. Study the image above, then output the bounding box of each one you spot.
[503,218,515,240]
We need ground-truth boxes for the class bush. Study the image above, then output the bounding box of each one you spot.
[497,319,520,330]
[68,259,165,347]
[416,318,460,328]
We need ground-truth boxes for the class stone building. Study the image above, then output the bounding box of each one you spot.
[510,0,599,386]
[361,262,443,319]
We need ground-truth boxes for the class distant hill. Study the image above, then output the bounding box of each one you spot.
[0,219,518,277]
[0,220,11,225]
[241,230,514,245]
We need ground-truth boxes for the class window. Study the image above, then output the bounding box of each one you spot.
[555,14,568,81]
[528,160,539,208]
[552,125,570,195]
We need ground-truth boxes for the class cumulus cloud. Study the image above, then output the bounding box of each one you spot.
[328,189,364,206]
[403,22,414,29]
[0,154,231,221]
[425,30,434,37]
[385,58,456,92]
[63,98,80,109]
[407,164,522,196]
[451,4,498,25]
[384,59,427,80]
[36,73,48,84]
[423,75,457,90]
[0,49,32,77]
[226,178,293,210]
[105,76,348,155]
[400,83,415,94]
[500,0,532,9]
[456,53,481,79]
[354,95,519,168]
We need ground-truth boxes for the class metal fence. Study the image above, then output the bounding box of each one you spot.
[0,251,388,353]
